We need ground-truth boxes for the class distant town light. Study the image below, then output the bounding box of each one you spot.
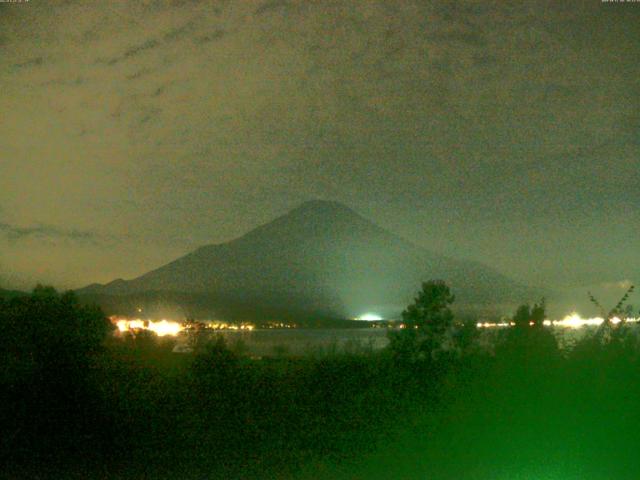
[148,320,183,336]
[113,317,185,336]
[475,313,640,330]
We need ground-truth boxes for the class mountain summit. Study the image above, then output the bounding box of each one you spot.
[78,201,536,320]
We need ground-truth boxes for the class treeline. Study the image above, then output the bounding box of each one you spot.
[0,286,441,478]
[2,283,640,479]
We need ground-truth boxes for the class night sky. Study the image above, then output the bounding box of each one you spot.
[1,1,638,300]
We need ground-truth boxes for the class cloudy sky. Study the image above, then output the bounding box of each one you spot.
[0,0,638,294]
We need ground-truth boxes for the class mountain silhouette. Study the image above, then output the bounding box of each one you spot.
[78,201,539,320]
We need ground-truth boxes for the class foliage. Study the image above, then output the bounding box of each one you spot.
[513,304,531,327]
[451,316,481,356]
[497,298,559,363]
[401,280,455,331]
[530,298,546,325]
[512,298,546,328]
[6,282,640,479]
[0,285,111,382]
[389,280,455,360]
[0,286,113,464]
[587,285,636,346]
[588,284,635,322]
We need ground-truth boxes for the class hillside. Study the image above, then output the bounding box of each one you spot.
[78,201,540,320]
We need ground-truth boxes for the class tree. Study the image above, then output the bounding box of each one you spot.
[512,298,546,328]
[0,286,113,458]
[622,304,635,320]
[530,298,546,327]
[498,299,558,362]
[390,280,455,360]
[588,285,634,325]
[451,314,481,357]
[513,304,531,328]
[586,285,635,347]
[0,285,112,383]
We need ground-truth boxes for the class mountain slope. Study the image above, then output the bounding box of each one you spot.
[78,201,539,319]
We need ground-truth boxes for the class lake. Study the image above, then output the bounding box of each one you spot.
[183,324,640,356]
[176,328,391,356]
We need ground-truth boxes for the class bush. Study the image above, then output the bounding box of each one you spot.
[389,280,455,361]
[0,286,112,463]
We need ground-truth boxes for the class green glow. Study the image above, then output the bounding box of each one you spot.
[356,313,383,321]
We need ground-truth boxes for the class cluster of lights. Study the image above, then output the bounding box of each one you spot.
[476,322,514,328]
[112,317,256,337]
[476,313,640,330]
[264,322,295,329]
[111,313,640,336]
[204,321,254,331]
[114,318,184,337]
[545,313,639,328]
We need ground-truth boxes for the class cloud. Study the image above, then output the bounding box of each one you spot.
[125,67,157,80]
[255,0,290,16]
[96,38,160,66]
[163,20,196,42]
[424,30,487,47]
[600,280,634,291]
[11,56,43,70]
[0,222,103,245]
[195,29,225,44]
[0,0,638,288]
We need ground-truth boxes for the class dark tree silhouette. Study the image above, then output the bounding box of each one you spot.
[390,280,455,359]
[0,286,113,459]
[498,299,558,363]
[512,298,546,328]
[513,304,532,328]
[530,298,546,327]
[588,285,634,324]
[584,285,635,348]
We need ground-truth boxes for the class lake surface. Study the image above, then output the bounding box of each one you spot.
[173,324,640,356]
[186,328,390,356]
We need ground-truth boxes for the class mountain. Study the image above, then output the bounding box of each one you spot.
[78,201,540,320]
